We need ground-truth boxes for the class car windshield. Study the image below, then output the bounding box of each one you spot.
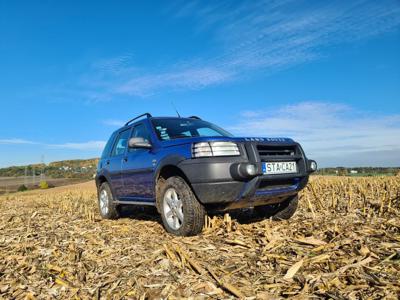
[151,118,234,141]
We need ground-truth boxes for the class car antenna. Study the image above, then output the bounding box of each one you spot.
[171,101,181,118]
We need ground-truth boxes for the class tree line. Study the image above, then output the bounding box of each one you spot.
[0,158,99,179]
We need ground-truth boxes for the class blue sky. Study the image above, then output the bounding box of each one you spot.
[0,0,399,168]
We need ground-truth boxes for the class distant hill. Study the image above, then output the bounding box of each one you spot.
[0,158,99,179]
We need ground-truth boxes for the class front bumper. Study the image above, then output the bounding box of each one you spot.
[179,141,315,210]
[187,171,308,210]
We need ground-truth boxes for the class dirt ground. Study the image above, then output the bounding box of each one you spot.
[0,177,399,299]
[0,177,88,194]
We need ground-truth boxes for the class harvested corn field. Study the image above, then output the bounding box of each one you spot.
[0,176,399,299]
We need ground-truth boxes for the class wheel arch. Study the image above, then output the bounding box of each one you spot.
[154,155,192,212]
[96,174,108,188]
[95,173,117,199]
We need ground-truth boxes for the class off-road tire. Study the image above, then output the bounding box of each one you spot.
[98,182,120,219]
[158,176,205,236]
[255,194,298,220]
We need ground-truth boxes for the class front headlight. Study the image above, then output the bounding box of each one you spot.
[192,141,240,158]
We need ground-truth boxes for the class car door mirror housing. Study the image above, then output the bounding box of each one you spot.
[128,137,152,149]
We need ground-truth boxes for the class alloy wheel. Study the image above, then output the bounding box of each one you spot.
[163,187,184,230]
[99,189,109,215]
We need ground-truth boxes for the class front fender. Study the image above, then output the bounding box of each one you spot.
[153,154,187,181]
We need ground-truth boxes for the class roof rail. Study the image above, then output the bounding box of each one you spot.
[189,115,201,120]
[124,113,152,126]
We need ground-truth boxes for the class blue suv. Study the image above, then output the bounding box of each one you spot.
[96,113,317,236]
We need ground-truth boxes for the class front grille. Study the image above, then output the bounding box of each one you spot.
[244,142,306,175]
[252,143,306,175]
[256,145,300,163]
[257,145,296,157]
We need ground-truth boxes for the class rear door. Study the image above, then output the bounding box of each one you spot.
[106,128,131,199]
[121,122,155,201]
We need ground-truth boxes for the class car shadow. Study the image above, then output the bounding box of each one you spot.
[118,206,271,227]
[232,210,268,224]
[119,205,162,224]
[207,208,268,225]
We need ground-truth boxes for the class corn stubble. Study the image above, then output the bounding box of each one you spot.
[0,176,399,299]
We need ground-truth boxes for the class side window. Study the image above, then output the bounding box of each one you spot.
[111,129,131,157]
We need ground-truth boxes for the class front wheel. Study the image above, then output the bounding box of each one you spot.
[158,176,205,236]
[255,194,298,220]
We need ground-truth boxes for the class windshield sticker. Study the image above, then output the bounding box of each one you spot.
[157,127,170,140]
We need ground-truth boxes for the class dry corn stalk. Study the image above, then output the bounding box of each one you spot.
[0,176,399,299]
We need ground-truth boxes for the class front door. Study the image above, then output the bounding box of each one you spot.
[121,122,155,201]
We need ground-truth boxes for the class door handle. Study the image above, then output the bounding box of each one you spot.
[106,160,110,165]
[123,157,128,162]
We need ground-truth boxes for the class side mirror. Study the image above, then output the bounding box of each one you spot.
[128,137,152,149]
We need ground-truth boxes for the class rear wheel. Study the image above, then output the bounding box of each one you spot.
[98,182,120,219]
[158,176,205,236]
[255,194,298,220]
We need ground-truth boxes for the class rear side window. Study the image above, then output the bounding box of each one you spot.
[111,129,131,157]
[101,132,117,158]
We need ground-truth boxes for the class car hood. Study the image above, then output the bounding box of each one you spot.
[160,136,295,147]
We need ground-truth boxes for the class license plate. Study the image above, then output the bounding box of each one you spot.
[262,161,297,174]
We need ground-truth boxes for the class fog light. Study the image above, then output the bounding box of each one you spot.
[245,164,257,176]
[310,160,317,171]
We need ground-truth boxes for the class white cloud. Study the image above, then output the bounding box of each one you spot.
[91,54,135,74]
[114,66,235,96]
[0,138,106,151]
[69,0,400,98]
[0,139,37,145]
[49,141,106,151]
[229,101,400,167]
[102,119,125,127]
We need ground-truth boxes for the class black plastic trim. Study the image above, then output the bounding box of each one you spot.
[154,155,187,181]
[114,200,156,206]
